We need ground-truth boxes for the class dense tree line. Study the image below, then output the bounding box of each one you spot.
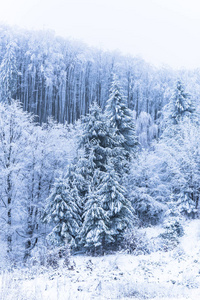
[1,25,200,147]
[0,24,178,125]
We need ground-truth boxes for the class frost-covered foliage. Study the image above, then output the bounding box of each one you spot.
[159,217,184,251]
[136,111,158,148]
[0,101,34,258]
[43,177,80,246]
[158,93,200,218]
[80,101,113,172]
[129,151,167,226]
[161,80,195,130]
[0,41,18,102]
[105,75,138,165]
[129,79,200,227]
[171,80,195,123]
[130,102,200,226]
[168,121,200,217]
[79,173,110,255]
[123,228,155,255]
[98,162,135,250]
[0,101,78,265]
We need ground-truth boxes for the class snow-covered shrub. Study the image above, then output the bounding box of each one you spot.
[177,193,198,219]
[129,150,168,227]
[46,249,59,270]
[123,229,155,255]
[30,244,72,270]
[159,217,184,251]
[132,193,166,226]
[163,217,184,237]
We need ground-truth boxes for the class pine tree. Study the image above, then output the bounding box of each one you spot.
[171,80,194,124]
[64,163,84,224]
[76,101,115,221]
[79,170,111,254]
[44,177,80,246]
[105,75,138,174]
[162,80,195,131]
[98,161,135,250]
[80,101,114,172]
[77,101,136,252]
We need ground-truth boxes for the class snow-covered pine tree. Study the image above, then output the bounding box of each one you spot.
[63,163,85,228]
[80,101,114,172]
[77,101,136,252]
[75,145,112,251]
[79,170,111,255]
[74,101,115,223]
[74,147,98,216]
[43,177,80,247]
[98,160,135,250]
[105,74,138,174]
[162,80,195,131]
[171,80,194,124]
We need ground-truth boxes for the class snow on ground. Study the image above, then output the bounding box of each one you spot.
[1,220,200,300]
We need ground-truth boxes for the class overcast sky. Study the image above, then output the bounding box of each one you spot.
[0,0,200,69]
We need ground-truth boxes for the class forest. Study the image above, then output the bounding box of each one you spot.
[0,24,200,267]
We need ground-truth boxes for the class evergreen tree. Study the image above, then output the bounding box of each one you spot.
[98,161,135,250]
[77,101,136,252]
[162,80,195,131]
[105,74,138,173]
[80,101,114,172]
[79,170,111,254]
[64,163,84,224]
[74,147,98,215]
[171,80,194,124]
[43,177,80,246]
[76,101,115,221]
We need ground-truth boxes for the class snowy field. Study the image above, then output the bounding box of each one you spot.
[1,220,200,300]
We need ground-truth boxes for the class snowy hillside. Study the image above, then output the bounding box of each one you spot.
[1,23,200,300]
[1,219,200,300]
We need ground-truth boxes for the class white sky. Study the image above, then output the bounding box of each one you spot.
[0,0,200,69]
